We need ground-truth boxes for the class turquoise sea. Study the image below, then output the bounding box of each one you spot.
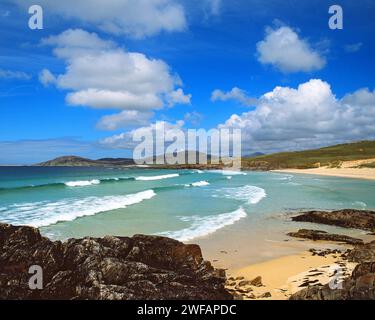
[1,167,374,268]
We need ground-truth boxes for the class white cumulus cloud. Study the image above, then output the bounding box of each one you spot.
[167,88,192,106]
[40,29,191,129]
[211,87,257,106]
[184,111,203,126]
[100,120,185,149]
[219,79,375,153]
[256,26,326,73]
[39,69,56,86]
[14,0,187,38]
[41,29,190,111]
[97,110,154,131]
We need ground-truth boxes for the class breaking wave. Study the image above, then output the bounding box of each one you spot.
[0,177,133,192]
[158,207,247,242]
[0,190,156,228]
[185,181,210,187]
[353,201,367,208]
[135,174,180,181]
[210,170,247,176]
[64,179,100,187]
[218,185,267,204]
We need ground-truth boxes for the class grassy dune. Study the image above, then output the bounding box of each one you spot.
[242,141,375,170]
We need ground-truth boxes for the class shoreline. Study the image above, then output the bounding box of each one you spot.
[225,249,357,300]
[273,167,375,180]
[2,218,375,300]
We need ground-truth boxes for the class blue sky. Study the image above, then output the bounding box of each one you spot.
[1,0,375,164]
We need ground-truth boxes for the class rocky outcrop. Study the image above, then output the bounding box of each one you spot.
[347,241,375,263]
[292,209,375,232]
[290,240,375,300]
[290,208,375,300]
[0,223,232,300]
[290,261,375,300]
[287,229,363,245]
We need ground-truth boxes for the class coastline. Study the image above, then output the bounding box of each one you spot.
[1,165,375,300]
[205,215,375,300]
[226,250,356,300]
[273,167,375,180]
[1,217,375,300]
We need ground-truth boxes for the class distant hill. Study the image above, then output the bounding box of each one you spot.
[137,151,226,170]
[34,141,375,169]
[36,156,135,167]
[242,141,375,170]
[142,151,217,165]
[244,152,265,157]
[34,152,218,168]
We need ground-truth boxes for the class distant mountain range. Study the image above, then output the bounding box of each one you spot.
[33,141,375,170]
[143,151,217,164]
[244,152,265,157]
[36,156,135,167]
[34,151,216,167]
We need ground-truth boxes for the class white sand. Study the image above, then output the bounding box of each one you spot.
[274,167,375,180]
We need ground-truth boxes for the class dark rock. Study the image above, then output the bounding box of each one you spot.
[291,241,375,300]
[290,262,375,300]
[292,209,375,232]
[0,223,232,300]
[259,292,272,298]
[250,276,263,287]
[347,241,375,263]
[287,229,363,245]
[232,292,244,300]
[238,280,252,287]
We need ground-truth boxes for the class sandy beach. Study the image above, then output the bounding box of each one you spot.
[274,167,375,180]
[272,158,375,180]
[226,250,356,300]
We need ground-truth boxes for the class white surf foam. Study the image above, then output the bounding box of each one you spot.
[158,207,247,242]
[219,185,266,204]
[185,181,210,187]
[65,179,100,187]
[210,170,247,176]
[192,170,204,174]
[135,174,179,181]
[353,201,367,208]
[271,173,294,181]
[102,177,120,181]
[0,190,156,228]
[192,181,210,187]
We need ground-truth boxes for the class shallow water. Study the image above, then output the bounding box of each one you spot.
[0,167,374,269]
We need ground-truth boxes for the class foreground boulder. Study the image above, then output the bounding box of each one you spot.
[347,241,375,263]
[290,240,375,300]
[287,229,363,245]
[0,223,232,300]
[292,209,375,232]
